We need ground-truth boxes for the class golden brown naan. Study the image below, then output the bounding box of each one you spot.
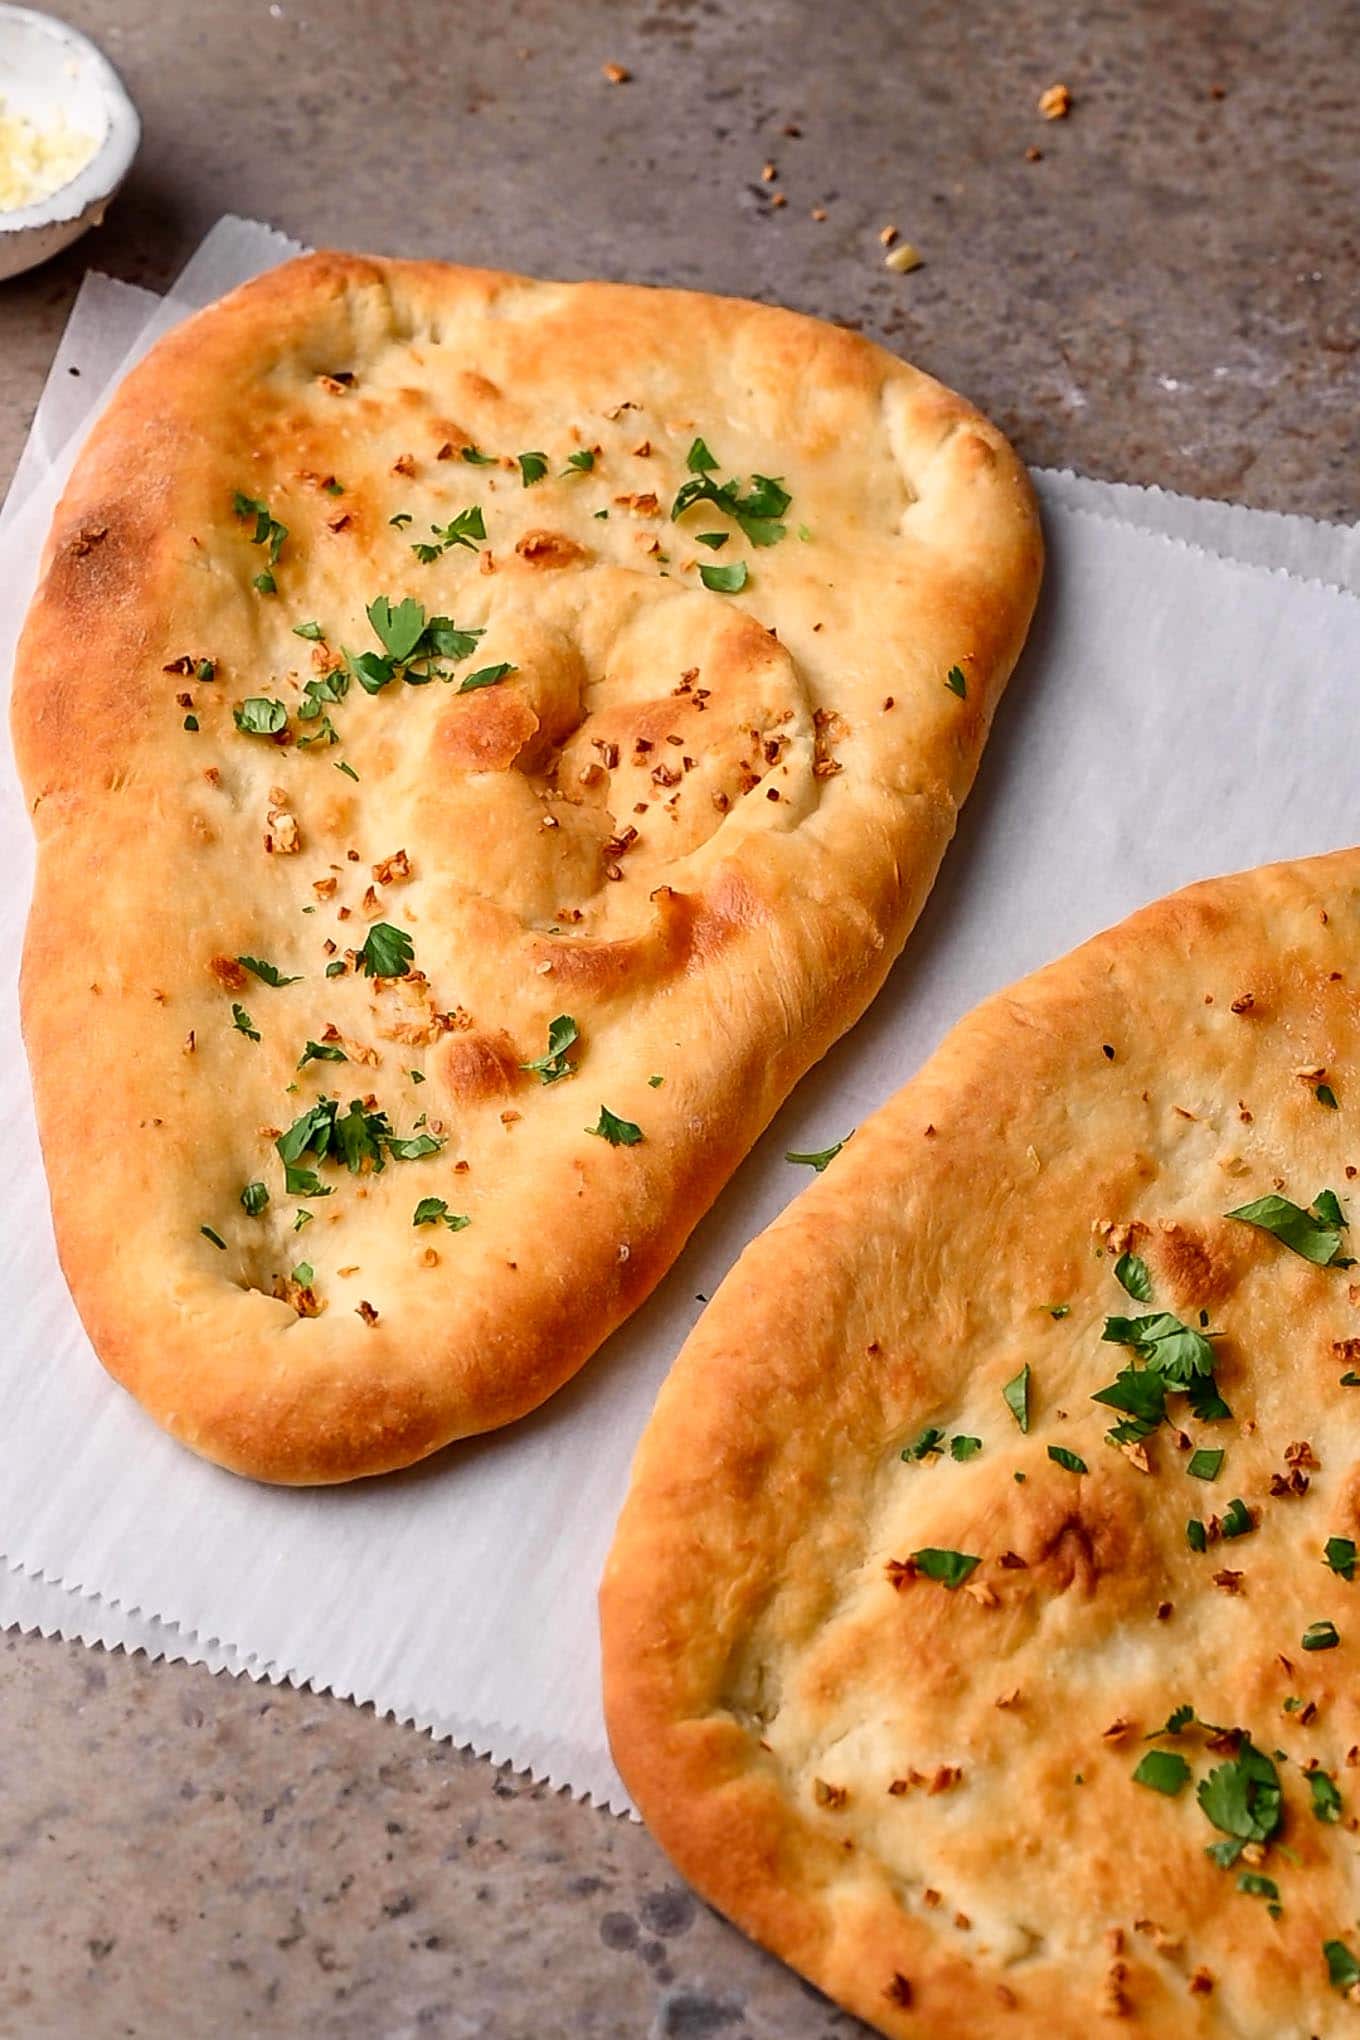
[13,251,1039,1483]
[603,849,1360,2037]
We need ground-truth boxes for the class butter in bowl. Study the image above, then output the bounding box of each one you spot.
[0,4,139,280]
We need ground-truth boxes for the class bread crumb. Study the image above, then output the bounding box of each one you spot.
[878,223,898,247]
[884,242,922,274]
[1039,81,1072,119]
[602,61,630,84]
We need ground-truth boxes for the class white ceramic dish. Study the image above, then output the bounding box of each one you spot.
[0,4,139,281]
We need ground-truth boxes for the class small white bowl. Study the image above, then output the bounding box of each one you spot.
[0,4,139,282]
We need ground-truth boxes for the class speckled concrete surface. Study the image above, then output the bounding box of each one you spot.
[1,1,1357,2034]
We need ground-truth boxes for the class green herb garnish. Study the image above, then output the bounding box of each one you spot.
[1226,1190,1351,1267]
[1003,1364,1030,1432]
[200,1225,227,1250]
[785,1136,849,1172]
[233,490,288,565]
[521,1014,579,1084]
[950,1435,982,1461]
[231,1003,260,1041]
[1303,1620,1341,1651]
[1317,1084,1339,1109]
[413,1197,471,1231]
[517,451,549,486]
[945,665,967,699]
[237,956,301,988]
[588,1106,643,1147]
[357,922,414,979]
[1115,1251,1152,1301]
[458,661,517,693]
[563,449,595,474]
[1198,1741,1282,1868]
[1326,1939,1360,1992]
[910,1548,981,1590]
[1048,1444,1088,1474]
[1310,1771,1344,1823]
[298,1040,347,1068]
[1187,1448,1224,1481]
[292,621,325,641]
[240,1182,269,1217]
[902,1425,945,1462]
[699,560,749,593]
[1326,1536,1357,1580]
[233,697,288,737]
[1132,1749,1191,1796]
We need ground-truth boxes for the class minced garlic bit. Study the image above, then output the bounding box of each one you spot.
[1038,81,1073,120]
[0,99,97,212]
[884,242,923,274]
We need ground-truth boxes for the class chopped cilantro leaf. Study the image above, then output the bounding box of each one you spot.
[292,620,325,641]
[237,956,301,988]
[699,560,748,593]
[1092,1364,1167,1444]
[902,1425,945,1462]
[387,1133,444,1161]
[1326,1940,1360,1991]
[1003,1364,1030,1433]
[299,1040,347,1068]
[196,659,215,682]
[1221,1497,1253,1538]
[1226,1190,1351,1266]
[1237,1871,1280,1906]
[564,449,595,474]
[1187,1518,1208,1551]
[1103,1309,1219,1387]
[648,1074,664,1088]
[1326,1535,1358,1580]
[1187,1448,1224,1481]
[1318,1083,1339,1109]
[695,531,729,550]
[1198,1741,1282,1847]
[910,1548,980,1589]
[240,1181,269,1217]
[183,713,199,731]
[200,1225,227,1250]
[1341,1371,1360,1386]
[1047,1303,1070,1319]
[389,511,413,528]
[232,490,288,564]
[687,437,718,474]
[1310,1771,1344,1823]
[357,922,414,979]
[367,595,427,663]
[457,661,517,694]
[231,1003,260,1041]
[1047,1444,1088,1474]
[1303,1620,1341,1651]
[785,1136,849,1171]
[517,450,549,486]
[233,697,288,736]
[950,1435,982,1461]
[325,959,347,977]
[945,665,967,699]
[1115,1251,1152,1301]
[588,1106,643,1147]
[253,571,277,596]
[1133,1749,1191,1796]
[522,1013,579,1084]
[413,1197,471,1230]
[460,445,496,465]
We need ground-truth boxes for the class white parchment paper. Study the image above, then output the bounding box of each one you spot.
[2,220,1358,1814]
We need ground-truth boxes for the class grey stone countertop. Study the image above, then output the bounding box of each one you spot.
[1,1,1356,2034]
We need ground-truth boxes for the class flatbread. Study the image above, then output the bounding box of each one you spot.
[13,251,1039,1484]
[602,849,1360,2036]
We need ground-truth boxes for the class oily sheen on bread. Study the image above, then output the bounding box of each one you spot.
[13,251,1039,1484]
[603,848,1360,2037]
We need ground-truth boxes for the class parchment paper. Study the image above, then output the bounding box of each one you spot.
[2,219,1358,1813]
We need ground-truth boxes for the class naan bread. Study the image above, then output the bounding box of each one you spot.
[13,252,1039,1484]
[603,849,1360,2036]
